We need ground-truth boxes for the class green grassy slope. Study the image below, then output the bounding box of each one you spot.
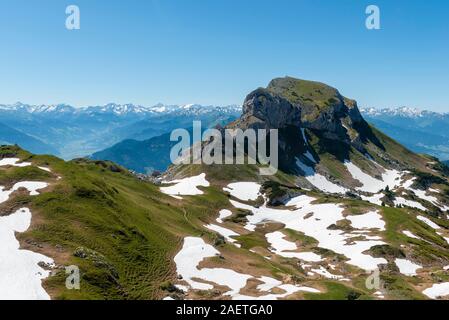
[267,77,341,109]
[3,139,449,300]
[1,145,231,299]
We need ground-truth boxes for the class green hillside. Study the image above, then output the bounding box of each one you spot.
[1,145,231,299]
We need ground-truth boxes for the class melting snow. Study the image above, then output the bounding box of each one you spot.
[374,291,385,299]
[395,258,421,276]
[230,195,387,270]
[174,237,320,300]
[402,230,420,240]
[223,182,261,201]
[0,208,54,300]
[233,284,320,300]
[394,197,426,211]
[361,193,384,206]
[417,216,440,230]
[310,266,343,279]
[265,231,322,262]
[0,181,48,204]
[216,209,232,223]
[344,161,403,194]
[0,186,9,203]
[12,182,48,196]
[441,235,449,245]
[428,188,440,194]
[422,283,449,299]
[0,158,31,167]
[256,276,282,292]
[344,162,385,193]
[343,161,449,213]
[174,237,251,295]
[300,128,316,163]
[296,159,348,194]
[346,211,385,230]
[205,224,241,247]
[401,178,448,211]
[160,173,210,199]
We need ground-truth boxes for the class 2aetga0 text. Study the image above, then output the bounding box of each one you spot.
[176,304,273,317]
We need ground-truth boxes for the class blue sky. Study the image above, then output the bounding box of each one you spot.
[0,0,448,111]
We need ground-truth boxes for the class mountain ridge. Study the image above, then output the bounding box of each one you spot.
[361,106,448,118]
[0,102,242,116]
[361,107,449,161]
[0,103,241,160]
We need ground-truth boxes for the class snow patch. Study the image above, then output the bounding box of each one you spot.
[401,177,448,211]
[1,181,48,204]
[310,266,343,279]
[402,230,420,240]
[0,158,31,167]
[296,159,348,194]
[361,193,384,206]
[344,162,385,193]
[205,224,241,247]
[160,173,210,199]
[216,209,232,223]
[230,195,387,270]
[12,181,48,196]
[174,237,250,295]
[0,208,54,300]
[174,237,320,300]
[300,128,316,163]
[422,283,449,299]
[233,284,320,300]
[395,258,421,276]
[223,182,261,201]
[394,197,426,211]
[417,216,440,230]
[265,231,322,262]
[346,211,385,231]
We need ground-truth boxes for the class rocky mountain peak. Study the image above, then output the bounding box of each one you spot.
[242,77,364,130]
[232,77,379,171]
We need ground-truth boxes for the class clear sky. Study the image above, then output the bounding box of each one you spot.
[0,0,448,111]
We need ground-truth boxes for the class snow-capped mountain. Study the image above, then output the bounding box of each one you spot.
[0,102,76,114]
[0,102,241,159]
[360,106,446,118]
[361,107,449,161]
[0,102,241,117]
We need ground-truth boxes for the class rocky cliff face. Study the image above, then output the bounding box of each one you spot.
[232,77,375,170]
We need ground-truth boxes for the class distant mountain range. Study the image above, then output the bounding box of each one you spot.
[0,103,241,159]
[361,107,449,161]
[2,101,449,172]
[0,102,241,116]
[92,105,449,174]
